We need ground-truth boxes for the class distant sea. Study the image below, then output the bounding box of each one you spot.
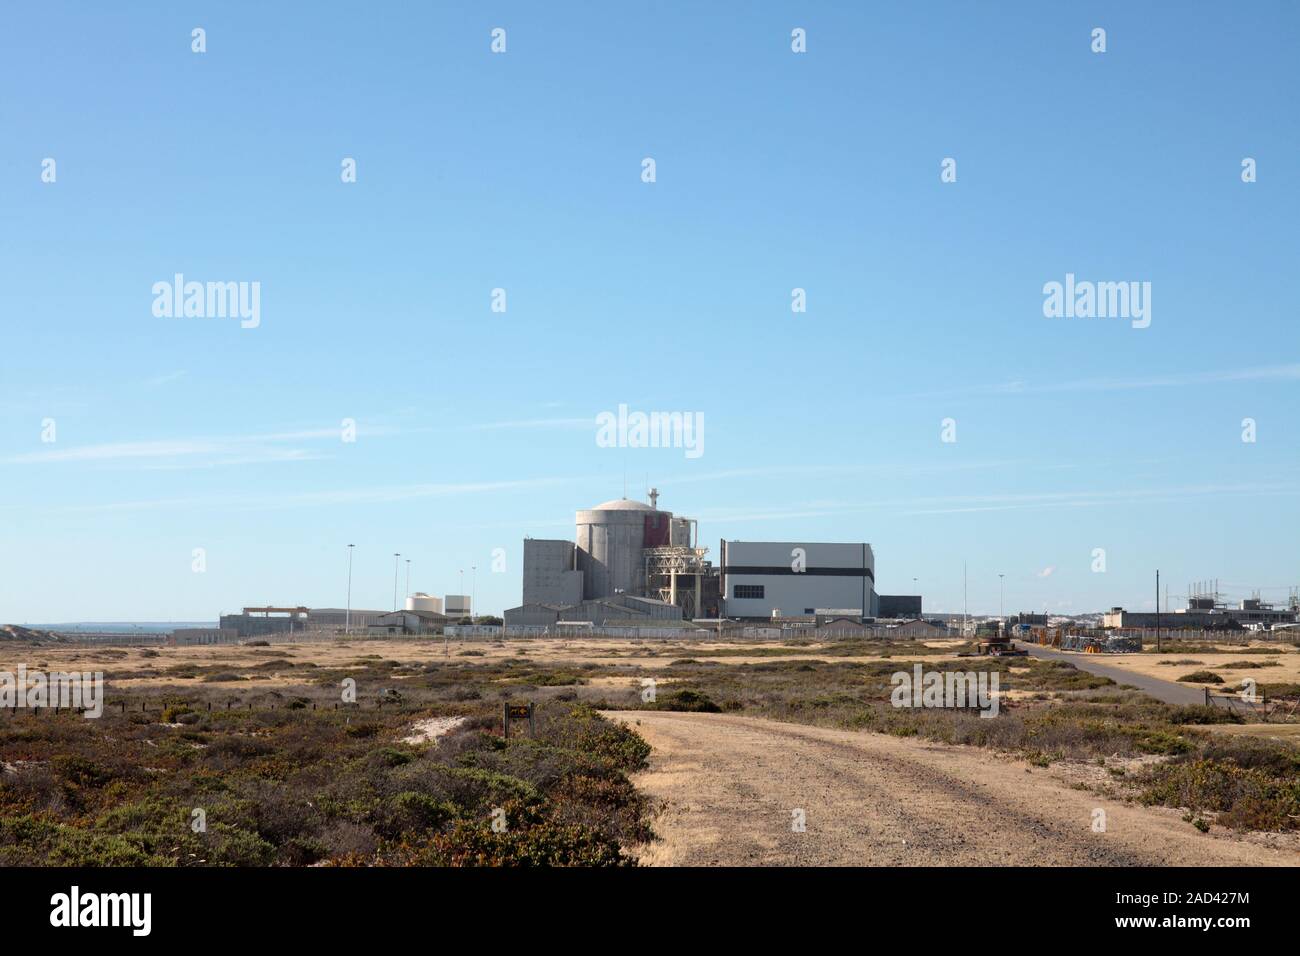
[29,622,218,634]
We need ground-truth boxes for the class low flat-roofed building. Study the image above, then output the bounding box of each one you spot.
[308,607,389,631]
[877,595,922,619]
[504,593,684,629]
[886,618,949,638]
[171,627,239,646]
[366,609,447,636]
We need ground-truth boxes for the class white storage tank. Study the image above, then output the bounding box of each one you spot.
[405,592,443,614]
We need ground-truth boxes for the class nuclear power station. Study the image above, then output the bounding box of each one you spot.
[504,490,919,628]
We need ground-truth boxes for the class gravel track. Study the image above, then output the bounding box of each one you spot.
[607,711,1298,867]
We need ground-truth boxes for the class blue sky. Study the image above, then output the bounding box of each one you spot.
[2,1,1297,622]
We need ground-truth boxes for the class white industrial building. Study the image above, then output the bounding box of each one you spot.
[721,540,878,620]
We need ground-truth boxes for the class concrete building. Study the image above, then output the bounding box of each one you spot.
[575,497,668,600]
[1007,612,1049,627]
[444,595,472,619]
[1104,600,1298,630]
[219,606,310,637]
[171,627,239,646]
[508,492,916,628]
[522,539,584,606]
[511,491,715,621]
[504,603,570,628]
[721,541,877,620]
[877,594,922,619]
[886,619,949,638]
[367,609,447,636]
[307,608,389,631]
[219,606,394,635]
[504,593,684,629]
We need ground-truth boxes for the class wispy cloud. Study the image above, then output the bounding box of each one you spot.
[54,476,581,514]
[693,481,1299,523]
[4,425,397,468]
[460,417,591,432]
[144,370,186,387]
[910,363,1300,399]
[663,459,1054,486]
[897,482,1299,515]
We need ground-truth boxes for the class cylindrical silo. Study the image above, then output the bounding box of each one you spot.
[405,592,443,614]
[575,497,672,600]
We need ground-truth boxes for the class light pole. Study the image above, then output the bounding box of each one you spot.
[392,553,400,611]
[346,544,354,634]
[998,573,1005,636]
[962,561,968,637]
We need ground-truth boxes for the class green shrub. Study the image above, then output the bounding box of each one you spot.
[1141,758,1300,830]
[404,817,630,866]
[388,792,457,832]
[1176,671,1224,684]
[653,689,721,713]
[375,748,414,767]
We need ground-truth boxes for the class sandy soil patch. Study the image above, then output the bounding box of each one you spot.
[402,716,466,744]
[1089,645,1300,688]
[0,638,972,691]
[1200,722,1300,742]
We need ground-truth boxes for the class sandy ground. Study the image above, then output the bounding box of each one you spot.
[1200,723,1300,742]
[402,716,465,744]
[1070,644,1300,687]
[0,638,969,689]
[608,710,1300,867]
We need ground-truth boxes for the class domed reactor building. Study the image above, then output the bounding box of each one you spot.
[510,490,719,627]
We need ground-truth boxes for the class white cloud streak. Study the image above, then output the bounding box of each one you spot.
[911,363,1300,399]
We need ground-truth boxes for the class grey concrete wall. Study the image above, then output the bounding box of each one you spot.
[576,509,650,599]
[522,539,584,605]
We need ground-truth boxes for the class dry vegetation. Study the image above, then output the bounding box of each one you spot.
[0,644,653,866]
[2,635,1297,864]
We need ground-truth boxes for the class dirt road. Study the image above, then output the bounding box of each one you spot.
[1020,643,1208,705]
[607,710,1298,867]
